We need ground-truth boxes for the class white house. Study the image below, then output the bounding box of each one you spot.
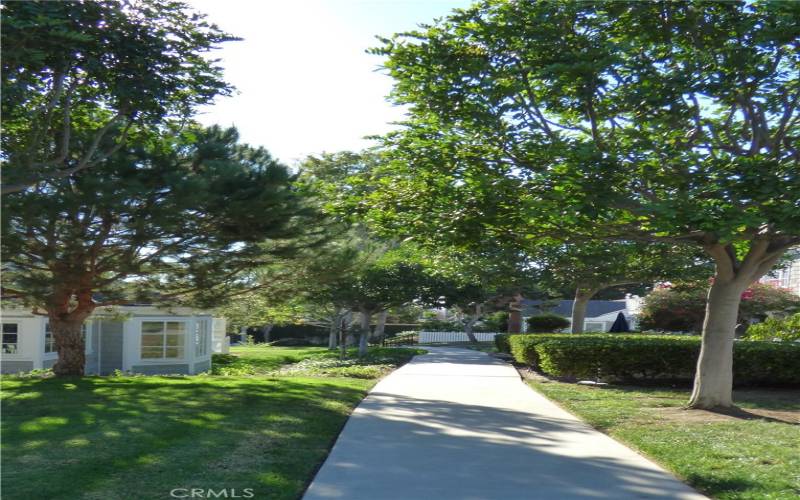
[1,305,227,375]
[521,297,641,332]
[759,254,800,296]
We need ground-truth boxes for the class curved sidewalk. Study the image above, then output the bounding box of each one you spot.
[304,347,706,500]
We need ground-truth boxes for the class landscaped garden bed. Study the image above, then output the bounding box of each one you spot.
[1,345,423,500]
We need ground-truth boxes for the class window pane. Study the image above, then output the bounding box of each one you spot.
[142,322,164,334]
[141,334,164,347]
[141,347,163,359]
[3,323,18,334]
[165,334,184,347]
[166,322,185,335]
[164,347,183,359]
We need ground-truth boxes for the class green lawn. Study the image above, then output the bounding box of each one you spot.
[2,345,423,500]
[530,380,800,500]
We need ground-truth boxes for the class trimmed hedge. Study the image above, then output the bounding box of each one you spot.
[496,333,800,386]
[525,314,570,332]
[494,333,511,353]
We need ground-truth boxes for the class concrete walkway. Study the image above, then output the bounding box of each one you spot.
[304,347,706,500]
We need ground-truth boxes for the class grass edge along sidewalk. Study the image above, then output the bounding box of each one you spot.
[528,380,800,500]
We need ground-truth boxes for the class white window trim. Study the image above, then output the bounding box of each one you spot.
[584,321,607,332]
[194,318,212,358]
[134,318,192,365]
[2,321,22,356]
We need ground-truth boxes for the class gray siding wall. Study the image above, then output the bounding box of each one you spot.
[1,360,34,374]
[194,359,211,374]
[42,358,56,369]
[130,364,190,375]
[84,320,101,374]
[99,320,124,375]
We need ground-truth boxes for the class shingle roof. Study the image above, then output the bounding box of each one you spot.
[521,299,627,318]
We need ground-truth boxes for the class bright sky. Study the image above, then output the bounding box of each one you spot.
[186,0,472,165]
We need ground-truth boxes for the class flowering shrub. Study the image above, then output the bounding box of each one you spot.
[639,282,800,333]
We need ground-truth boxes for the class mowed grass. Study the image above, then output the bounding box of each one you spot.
[1,345,423,500]
[530,381,800,500]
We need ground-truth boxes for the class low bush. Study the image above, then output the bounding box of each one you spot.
[494,333,510,353]
[745,313,800,342]
[269,338,314,346]
[525,314,570,332]
[383,331,419,346]
[506,334,800,386]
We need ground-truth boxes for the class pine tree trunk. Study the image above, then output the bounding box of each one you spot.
[51,316,88,376]
[358,310,372,357]
[571,286,600,334]
[688,277,745,409]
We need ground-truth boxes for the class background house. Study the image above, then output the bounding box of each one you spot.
[759,255,800,296]
[521,296,641,332]
[1,305,226,375]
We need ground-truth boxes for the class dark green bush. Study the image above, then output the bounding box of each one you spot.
[270,338,314,346]
[525,314,570,332]
[494,333,510,353]
[506,334,800,386]
[270,324,327,340]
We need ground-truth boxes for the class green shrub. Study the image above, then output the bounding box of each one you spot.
[525,314,570,332]
[477,311,509,332]
[494,333,510,353]
[745,313,800,342]
[506,334,800,386]
[383,331,418,345]
[640,283,800,333]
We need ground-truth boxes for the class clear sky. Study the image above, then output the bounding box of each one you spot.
[186,0,472,165]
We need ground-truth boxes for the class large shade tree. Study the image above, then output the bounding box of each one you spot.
[531,239,711,333]
[2,125,325,375]
[425,246,539,341]
[1,0,233,193]
[367,1,800,408]
[332,255,433,357]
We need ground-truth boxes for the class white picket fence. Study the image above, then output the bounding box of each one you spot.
[417,331,502,343]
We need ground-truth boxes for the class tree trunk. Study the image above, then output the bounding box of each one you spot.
[262,324,273,343]
[373,310,388,342]
[339,313,349,360]
[328,313,339,350]
[464,304,481,343]
[507,295,523,333]
[358,310,372,357]
[571,286,600,334]
[688,239,791,409]
[688,277,746,409]
[50,315,89,376]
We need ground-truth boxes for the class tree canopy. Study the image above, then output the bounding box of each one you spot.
[1,0,234,193]
[2,124,325,374]
[364,0,800,408]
